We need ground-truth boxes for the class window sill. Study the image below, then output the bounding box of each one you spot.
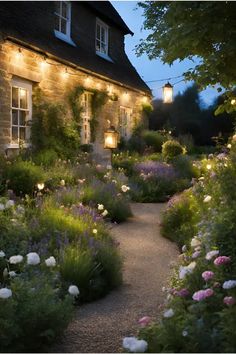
[96,51,114,63]
[5,143,31,149]
[54,30,76,47]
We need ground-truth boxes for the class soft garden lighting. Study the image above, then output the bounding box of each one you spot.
[37,183,45,190]
[163,82,173,103]
[61,68,69,79]
[104,126,119,149]
[40,57,48,71]
[15,48,23,60]
[206,164,212,170]
[231,99,236,105]
[227,144,232,149]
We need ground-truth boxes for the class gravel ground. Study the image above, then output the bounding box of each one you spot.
[53,203,179,353]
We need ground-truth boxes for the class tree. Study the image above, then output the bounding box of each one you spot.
[137,1,236,113]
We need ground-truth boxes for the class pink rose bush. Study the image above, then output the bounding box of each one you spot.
[192,288,214,301]
[202,271,214,281]
[214,256,231,266]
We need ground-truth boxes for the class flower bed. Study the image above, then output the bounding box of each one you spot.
[127,142,236,352]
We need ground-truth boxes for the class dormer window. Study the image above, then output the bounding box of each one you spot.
[54,1,75,46]
[96,19,113,62]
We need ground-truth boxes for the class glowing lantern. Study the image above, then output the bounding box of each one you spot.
[104,126,119,149]
[231,99,236,105]
[163,82,173,103]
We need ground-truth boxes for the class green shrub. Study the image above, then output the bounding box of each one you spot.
[0,275,73,352]
[143,130,167,152]
[33,149,58,167]
[162,139,185,160]
[3,161,45,195]
[173,155,200,179]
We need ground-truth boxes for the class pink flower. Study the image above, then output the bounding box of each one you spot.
[223,296,236,306]
[138,316,151,327]
[214,256,231,266]
[202,271,214,281]
[192,288,214,301]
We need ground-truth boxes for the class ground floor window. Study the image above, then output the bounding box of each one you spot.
[11,79,32,146]
[119,106,132,139]
[81,92,92,144]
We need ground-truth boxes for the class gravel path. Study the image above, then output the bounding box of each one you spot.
[54,203,179,353]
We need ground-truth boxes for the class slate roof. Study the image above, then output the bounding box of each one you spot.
[0,1,151,94]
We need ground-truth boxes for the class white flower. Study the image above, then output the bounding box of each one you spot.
[98,204,104,211]
[45,256,56,267]
[0,203,5,211]
[191,237,201,248]
[163,308,174,318]
[16,205,25,215]
[92,229,97,234]
[9,271,17,277]
[68,285,80,296]
[222,280,236,289]
[205,250,219,260]
[26,252,40,265]
[5,200,15,209]
[123,337,148,353]
[182,330,188,337]
[121,185,130,193]
[60,179,65,186]
[179,262,196,279]
[0,288,12,299]
[187,261,196,270]
[102,209,108,217]
[9,255,23,264]
[204,195,212,203]
[182,245,187,253]
[0,251,5,258]
[37,183,45,190]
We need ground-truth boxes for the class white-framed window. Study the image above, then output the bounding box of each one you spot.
[119,106,132,139]
[54,1,75,46]
[80,92,92,144]
[11,79,32,147]
[96,18,110,60]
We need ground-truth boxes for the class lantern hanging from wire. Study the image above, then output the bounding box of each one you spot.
[163,82,173,103]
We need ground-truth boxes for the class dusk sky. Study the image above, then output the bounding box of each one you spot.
[111,1,220,106]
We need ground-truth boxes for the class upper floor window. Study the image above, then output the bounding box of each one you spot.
[54,1,75,46]
[96,19,111,60]
[11,79,32,147]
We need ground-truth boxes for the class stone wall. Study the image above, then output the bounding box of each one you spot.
[0,39,151,158]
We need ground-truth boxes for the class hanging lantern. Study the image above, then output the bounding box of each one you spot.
[163,82,173,103]
[104,126,119,149]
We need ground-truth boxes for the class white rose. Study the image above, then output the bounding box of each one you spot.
[0,251,5,258]
[98,204,104,210]
[102,210,108,217]
[222,280,236,289]
[204,195,212,203]
[182,245,187,253]
[190,237,201,248]
[121,185,130,193]
[5,200,15,209]
[45,256,56,267]
[9,271,17,277]
[68,285,80,296]
[163,308,174,318]
[60,179,65,186]
[9,255,23,264]
[0,203,5,211]
[0,288,12,299]
[26,252,40,265]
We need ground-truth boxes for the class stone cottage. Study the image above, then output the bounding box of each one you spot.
[0,1,151,158]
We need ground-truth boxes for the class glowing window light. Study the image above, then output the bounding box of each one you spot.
[163,82,173,103]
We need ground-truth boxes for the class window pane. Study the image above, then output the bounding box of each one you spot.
[12,127,18,143]
[12,87,18,107]
[62,2,67,18]
[55,1,61,14]
[19,111,27,126]
[101,42,106,54]
[96,40,100,51]
[96,24,100,39]
[19,127,26,141]
[54,15,60,31]
[101,27,105,42]
[61,18,67,34]
[19,89,28,109]
[12,110,18,125]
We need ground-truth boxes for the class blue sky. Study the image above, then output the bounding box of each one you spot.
[111,1,220,106]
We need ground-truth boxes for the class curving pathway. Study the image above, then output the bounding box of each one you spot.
[54,203,179,353]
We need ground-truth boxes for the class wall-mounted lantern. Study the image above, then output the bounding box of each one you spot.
[104,125,119,150]
[163,82,173,103]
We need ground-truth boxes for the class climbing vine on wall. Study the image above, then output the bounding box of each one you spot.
[90,90,109,142]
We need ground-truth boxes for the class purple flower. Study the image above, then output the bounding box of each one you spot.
[214,256,231,266]
[175,288,189,297]
[192,288,214,301]
[223,296,236,306]
[135,161,177,180]
[202,271,214,281]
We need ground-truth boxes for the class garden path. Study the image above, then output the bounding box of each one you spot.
[54,203,179,353]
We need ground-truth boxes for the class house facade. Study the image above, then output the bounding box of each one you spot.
[0,1,151,158]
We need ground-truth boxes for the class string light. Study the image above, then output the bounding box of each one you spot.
[15,48,23,61]
[61,67,69,79]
